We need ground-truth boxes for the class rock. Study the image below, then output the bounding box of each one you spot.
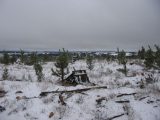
[96,97,106,105]
[16,96,27,100]
[49,112,54,118]
[59,94,66,106]
[16,96,21,100]
[97,95,100,97]
[0,106,6,112]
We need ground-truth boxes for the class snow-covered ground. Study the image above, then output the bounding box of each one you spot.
[0,60,160,120]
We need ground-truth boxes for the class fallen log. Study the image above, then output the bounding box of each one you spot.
[107,113,125,120]
[139,96,149,101]
[39,86,108,97]
[117,93,136,98]
[115,100,130,103]
[16,96,40,100]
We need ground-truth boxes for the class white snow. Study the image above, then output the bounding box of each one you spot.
[0,60,160,120]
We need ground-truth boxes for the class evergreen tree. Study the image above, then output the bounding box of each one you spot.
[138,46,145,59]
[121,50,127,76]
[117,48,120,64]
[51,48,69,81]
[117,50,128,76]
[10,54,17,64]
[86,54,94,70]
[34,63,43,82]
[2,67,9,80]
[117,49,126,64]
[144,46,154,69]
[20,49,25,64]
[29,52,38,65]
[106,53,111,62]
[154,45,160,68]
[2,52,10,65]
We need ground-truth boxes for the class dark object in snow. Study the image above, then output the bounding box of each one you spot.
[15,91,23,94]
[147,100,154,104]
[139,96,149,101]
[107,113,125,120]
[16,96,27,101]
[49,112,54,118]
[117,93,136,97]
[96,97,106,105]
[0,106,6,112]
[139,79,145,89]
[59,93,66,106]
[129,62,134,65]
[0,90,7,97]
[145,74,158,84]
[65,70,90,85]
[115,100,130,103]
[157,99,160,102]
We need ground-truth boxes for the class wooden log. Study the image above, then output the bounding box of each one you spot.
[139,96,149,101]
[117,93,136,97]
[115,100,130,103]
[107,113,125,120]
[39,86,108,97]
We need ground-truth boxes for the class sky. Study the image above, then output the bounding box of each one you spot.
[0,0,160,51]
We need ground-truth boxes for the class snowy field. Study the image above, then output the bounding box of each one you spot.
[0,60,160,120]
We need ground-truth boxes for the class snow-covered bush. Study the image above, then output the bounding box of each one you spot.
[2,67,9,80]
[86,54,94,70]
[34,63,44,82]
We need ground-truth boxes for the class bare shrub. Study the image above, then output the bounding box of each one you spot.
[147,84,160,95]
[76,95,84,104]
[123,103,135,120]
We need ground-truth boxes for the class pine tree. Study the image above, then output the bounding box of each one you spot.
[2,52,10,65]
[51,48,69,81]
[138,46,145,59]
[117,49,126,64]
[2,67,9,80]
[117,50,128,76]
[121,50,127,76]
[86,54,94,70]
[117,48,121,64]
[29,52,38,65]
[154,45,160,68]
[20,49,25,64]
[144,46,154,69]
[34,63,43,82]
[10,54,17,64]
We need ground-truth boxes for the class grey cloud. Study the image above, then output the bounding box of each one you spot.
[0,0,160,51]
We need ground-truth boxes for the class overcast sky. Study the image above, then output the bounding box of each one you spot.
[0,0,160,51]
